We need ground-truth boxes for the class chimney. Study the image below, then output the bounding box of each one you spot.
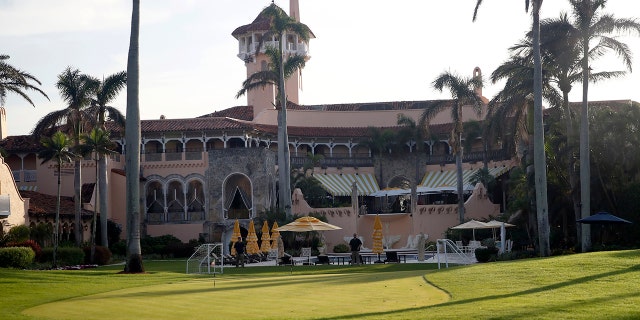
[290,0,300,22]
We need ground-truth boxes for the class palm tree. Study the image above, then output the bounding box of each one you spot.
[0,54,49,107]
[236,3,311,218]
[567,0,640,252]
[512,13,630,250]
[32,67,99,246]
[78,128,116,263]
[424,71,483,224]
[38,131,76,267]
[124,0,144,273]
[359,126,396,189]
[397,113,427,216]
[86,71,126,247]
[474,0,551,257]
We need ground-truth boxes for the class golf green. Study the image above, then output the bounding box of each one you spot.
[24,270,448,319]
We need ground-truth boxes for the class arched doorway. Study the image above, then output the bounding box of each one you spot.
[223,173,253,219]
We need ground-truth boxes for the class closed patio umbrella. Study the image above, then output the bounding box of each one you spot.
[372,214,384,263]
[271,221,281,250]
[260,221,271,253]
[231,219,241,255]
[246,220,260,255]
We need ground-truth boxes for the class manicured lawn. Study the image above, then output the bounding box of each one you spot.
[2,250,640,319]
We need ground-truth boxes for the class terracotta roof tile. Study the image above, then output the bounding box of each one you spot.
[0,135,40,152]
[231,3,315,38]
[19,190,92,216]
[198,105,254,121]
[251,123,452,138]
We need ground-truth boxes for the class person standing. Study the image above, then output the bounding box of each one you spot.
[234,236,246,268]
[349,233,362,265]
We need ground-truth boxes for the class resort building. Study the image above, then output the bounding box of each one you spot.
[0,1,513,250]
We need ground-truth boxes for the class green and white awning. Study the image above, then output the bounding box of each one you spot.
[420,166,511,190]
[313,173,380,197]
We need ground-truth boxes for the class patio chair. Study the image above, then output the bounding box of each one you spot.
[300,247,312,265]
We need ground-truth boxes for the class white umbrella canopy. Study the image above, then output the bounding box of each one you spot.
[485,220,516,240]
[485,220,516,228]
[451,220,490,241]
[451,220,490,230]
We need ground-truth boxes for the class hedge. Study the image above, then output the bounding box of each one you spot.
[0,247,35,269]
[40,247,85,267]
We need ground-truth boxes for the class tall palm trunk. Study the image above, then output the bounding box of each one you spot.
[455,155,465,224]
[99,156,109,247]
[90,155,99,263]
[124,0,144,273]
[579,31,591,252]
[73,141,82,246]
[278,32,292,218]
[532,0,551,256]
[562,90,582,247]
[54,164,62,268]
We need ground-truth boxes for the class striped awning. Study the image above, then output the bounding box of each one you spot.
[420,166,511,190]
[313,173,380,197]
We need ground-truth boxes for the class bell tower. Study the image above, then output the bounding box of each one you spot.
[232,1,313,118]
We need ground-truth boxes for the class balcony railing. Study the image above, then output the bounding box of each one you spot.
[146,211,205,224]
[23,170,37,182]
[424,149,509,165]
[165,152,182,161]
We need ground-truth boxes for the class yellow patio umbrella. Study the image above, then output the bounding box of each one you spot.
[372,214,384,263]
[260,221,271,253]
[276,216,342,232]
[231,219,241,255]
[271,221,281,250]
[246,220,260,255]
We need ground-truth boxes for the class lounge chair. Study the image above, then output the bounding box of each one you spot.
[315,255,331,265]
[279,254,294,266]
[384,251,399,263]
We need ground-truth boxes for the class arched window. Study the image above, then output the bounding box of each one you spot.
[187,181,204,212]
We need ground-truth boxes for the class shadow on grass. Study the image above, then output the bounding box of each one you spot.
[314,264,640,320]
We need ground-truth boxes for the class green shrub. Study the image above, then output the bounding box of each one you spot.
[40,247,85,266]
[333,243,349,253]
[110,240,126,257]
[7,240,42,259]
[166,242,197,258]
[475,247,499,263]
[0,247,35,268]
[7,225,31,242]
[141,234,182,257]
[83,246,113,265]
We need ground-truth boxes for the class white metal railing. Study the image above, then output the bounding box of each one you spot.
[12,170,20,182]
[240,41,308,56]
[436,239,473,269]
[186,243,225,275]
[23,170,37,182]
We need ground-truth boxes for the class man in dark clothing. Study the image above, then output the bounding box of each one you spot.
[234,236,246,267]
[349,233,362,265]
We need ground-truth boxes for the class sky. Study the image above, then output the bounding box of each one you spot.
[1,0,639,136]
